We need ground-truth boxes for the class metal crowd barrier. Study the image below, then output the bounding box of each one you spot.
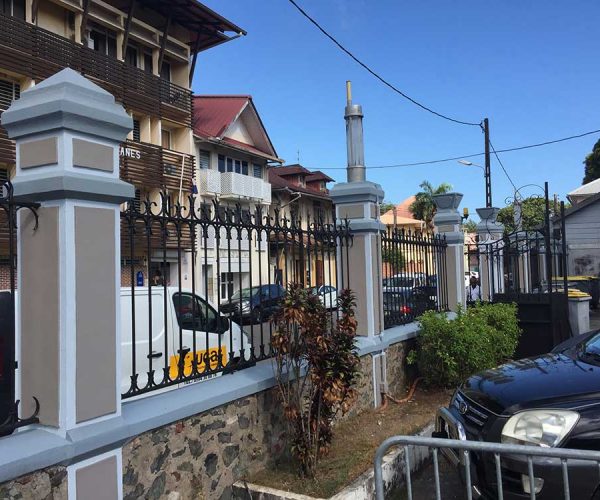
[374,435,600,500]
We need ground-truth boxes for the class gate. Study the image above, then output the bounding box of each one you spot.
[0,181,39,435]
[470,184,570,358]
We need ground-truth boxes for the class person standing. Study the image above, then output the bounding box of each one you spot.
[466,275,482,305]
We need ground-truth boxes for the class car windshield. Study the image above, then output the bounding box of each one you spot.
[389,277,414,287]
[577,333,600,365]
[231,286,262,300]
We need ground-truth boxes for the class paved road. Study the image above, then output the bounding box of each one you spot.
[393,458,467,500]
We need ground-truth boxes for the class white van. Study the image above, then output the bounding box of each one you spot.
[120,287,248,397]
[0,288,248,400]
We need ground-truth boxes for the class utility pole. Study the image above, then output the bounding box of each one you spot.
[483,117,492,208]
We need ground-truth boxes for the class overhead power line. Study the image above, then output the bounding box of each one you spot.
[286,0,481,127]
[489,139,518,192]
[318,128,600,170]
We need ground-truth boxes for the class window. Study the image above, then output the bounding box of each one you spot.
[241,161,248,175]
[131,188,141,211]
[218,154,226,173]
[226,158,233,172]
[132,119,141,142]
[0,168,8,184]
[160,62,171,82]
[90,27,117,58]
[1,0,24,19]
[199,150,210,170]
[290,204,300,225]
[216,154,252,175]
[161,129,171,149]
[144,53,153,74]
[125,45,138,67]
[0,79,20,111]
[313,201,325,223]
[234,159,241,174]
[173,292,218,332]
[220,272,234,301]
[253,163,262,179]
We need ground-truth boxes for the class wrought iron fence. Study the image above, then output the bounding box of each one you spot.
[374,434,600,500]
[0,181,39,436]
[121,193,352,399]
[466,200,568,303]
[381,228,448,329]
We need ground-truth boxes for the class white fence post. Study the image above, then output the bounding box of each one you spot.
[2,68,133,499]
[433,193,465,311]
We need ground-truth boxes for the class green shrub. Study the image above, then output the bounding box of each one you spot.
[408,303,521,388]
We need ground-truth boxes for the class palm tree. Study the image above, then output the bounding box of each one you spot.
[409,181,452,230]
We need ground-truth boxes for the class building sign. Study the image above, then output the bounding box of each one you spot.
[119,146,141,160]
[136,271,144,287]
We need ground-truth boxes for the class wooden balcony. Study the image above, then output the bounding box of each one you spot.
[119,140,195,193]
[0,13,192,126]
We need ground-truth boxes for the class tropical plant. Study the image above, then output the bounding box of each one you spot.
[409,181,452,230]
[381,246,404,267]
[462,219,477,233]
[408,303,521,388]
[583,138,600,184]
[271,284,360,477]
[380,200,396,215]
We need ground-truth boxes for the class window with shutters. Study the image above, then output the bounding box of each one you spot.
[132,119,141,142]
[199,150,210,169]
[131,189,142,211]
[253,163,262,179]
[0,79,20,111]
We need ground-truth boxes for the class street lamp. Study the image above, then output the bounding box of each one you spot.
[458,159,491,208]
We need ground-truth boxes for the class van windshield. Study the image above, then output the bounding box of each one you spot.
[231,287,261,300]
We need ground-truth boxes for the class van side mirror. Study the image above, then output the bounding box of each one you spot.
[219,316,230,333]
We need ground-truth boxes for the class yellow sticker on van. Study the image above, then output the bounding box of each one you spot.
[169,346,228,380]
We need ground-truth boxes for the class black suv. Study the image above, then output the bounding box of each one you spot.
[436,329,600,499]
[219,284,285,324]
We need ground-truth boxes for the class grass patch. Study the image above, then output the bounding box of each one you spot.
[247,387,451,498]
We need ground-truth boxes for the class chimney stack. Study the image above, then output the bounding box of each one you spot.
[345,81,365,183]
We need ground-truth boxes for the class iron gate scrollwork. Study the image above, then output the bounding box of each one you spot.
[0,180,40,436]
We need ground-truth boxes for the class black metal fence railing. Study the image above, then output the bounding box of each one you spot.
[465,202,568,303]
[381,228,448,329]
[0,181,40,436]
[121,193,352,399]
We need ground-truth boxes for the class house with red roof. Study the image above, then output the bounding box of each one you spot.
[192,95,283,302]
[268,164,336,287]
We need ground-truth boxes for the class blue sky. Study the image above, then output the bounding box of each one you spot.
[194,1,600,214]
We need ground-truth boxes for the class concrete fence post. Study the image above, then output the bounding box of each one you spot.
[433,193,465,311]
[330,181,385,337]
[2,68,133,499]
[476,207,505,300]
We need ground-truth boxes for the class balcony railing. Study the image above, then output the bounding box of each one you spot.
[0,14,192,125]
[197,169,272,204]
[119,140,195,193]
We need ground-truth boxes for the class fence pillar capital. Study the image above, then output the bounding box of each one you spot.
[475,207,504,243]
[432,193,466,311]
[2,69,131,498]
[330,180,385,337]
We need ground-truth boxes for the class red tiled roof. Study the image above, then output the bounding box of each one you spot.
[306,171,334,183]
[193,95,250,138]
[268,166,331,200]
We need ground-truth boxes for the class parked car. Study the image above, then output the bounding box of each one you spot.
[383,273,423,296]
[407,285,437,316]
[435,329,600,499]
[219,284,286,324]
[308,285,338,309]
